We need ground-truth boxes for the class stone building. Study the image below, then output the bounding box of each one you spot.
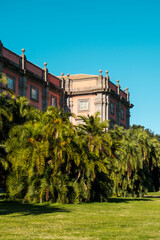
[60,71,133,128]
[0,41,62,110]
[0,41,133,128]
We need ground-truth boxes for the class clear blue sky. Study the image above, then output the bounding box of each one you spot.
[1,0,160,134]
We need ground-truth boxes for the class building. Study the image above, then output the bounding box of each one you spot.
[60,71,133,128]
[0,41,62,110]
[0,41,133,128]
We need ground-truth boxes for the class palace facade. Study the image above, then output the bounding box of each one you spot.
[0,41,62,111]
[60,72,133,128]
[0,41,133,128]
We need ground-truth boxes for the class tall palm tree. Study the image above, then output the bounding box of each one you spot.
[76,113,113,201]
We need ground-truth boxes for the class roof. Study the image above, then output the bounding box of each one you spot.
[57,74,98,80]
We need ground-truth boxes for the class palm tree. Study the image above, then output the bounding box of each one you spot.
[76,113,113,201]
[110,125,160,197]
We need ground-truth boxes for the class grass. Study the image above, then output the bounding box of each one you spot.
[145,191,160,196]
[0,193,160,240]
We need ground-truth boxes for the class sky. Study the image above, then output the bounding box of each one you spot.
[1,0,160,134]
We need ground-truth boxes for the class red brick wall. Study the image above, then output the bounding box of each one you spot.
[110,97,117,122]
[48,74,60,87]
[120,90,127,99]
[109,82,117,92]
[2,48,20,65]
[26,61,43,77]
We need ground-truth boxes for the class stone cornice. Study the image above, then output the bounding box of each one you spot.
[65,88,133,108]
[0,55,62,93]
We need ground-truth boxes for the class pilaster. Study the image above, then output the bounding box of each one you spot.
[19,49,27,96]
[65,95,73,114]
[95,93,103,122]
[102,94,107,122]
[125,88,130,128]
[65,74,70,92]
[42,84,49,111]
[116,101,121,126]
[106,93,110,121]
[64,95,69,112]
[19,76,27,96]
[126,107,130,129]
[60,73,65,108]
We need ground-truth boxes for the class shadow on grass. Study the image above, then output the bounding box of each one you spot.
[108,197,152,203]
[0,200,70,216]
[144,195,160,198]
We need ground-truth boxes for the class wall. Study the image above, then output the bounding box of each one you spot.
[0,42,62,111]
[72,78,97,91]
[109,97,117,122]
[72,94,96,124]
[120,103,126,126]
[26,79,43,110]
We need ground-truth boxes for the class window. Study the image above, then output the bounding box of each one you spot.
[121,108,125,120]
[110,101,115,115]
[80,101,88,110]
[30,85,39,102]
[50,95,57,107]
[78,99,89,112]
[7,76,15,91]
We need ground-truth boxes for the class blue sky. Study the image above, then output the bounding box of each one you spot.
[1,0,160,134]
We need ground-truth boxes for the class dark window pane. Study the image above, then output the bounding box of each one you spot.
[7,78,15,91]
[110,101,115,115]
[51,95,57,107]
[30,85,39,102]
[121,108,124,120]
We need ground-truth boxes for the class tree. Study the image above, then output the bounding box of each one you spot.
[76,113,113,201]
[110,125,160,197]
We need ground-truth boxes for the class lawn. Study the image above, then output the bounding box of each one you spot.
[0,193,160,240]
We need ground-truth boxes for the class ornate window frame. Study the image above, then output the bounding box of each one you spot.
[78,99,90,112]
[30,85,39,102]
